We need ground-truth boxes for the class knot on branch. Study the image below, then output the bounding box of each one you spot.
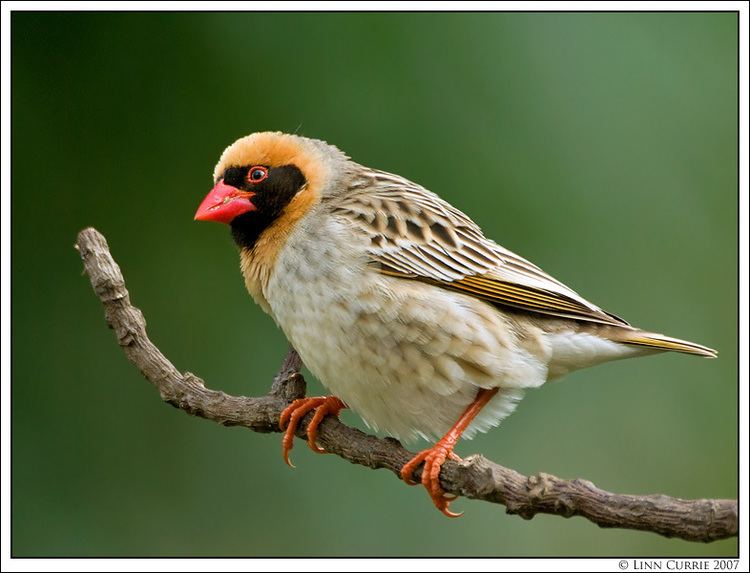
[269,348,306,401]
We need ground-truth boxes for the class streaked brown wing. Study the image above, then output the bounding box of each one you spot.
[333,168,628,326]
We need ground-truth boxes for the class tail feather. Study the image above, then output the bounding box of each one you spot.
[619,331,717,358]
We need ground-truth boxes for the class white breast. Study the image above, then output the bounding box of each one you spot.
[261,213,548,442]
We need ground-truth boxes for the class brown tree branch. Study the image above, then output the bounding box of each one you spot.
[75,227,737,543]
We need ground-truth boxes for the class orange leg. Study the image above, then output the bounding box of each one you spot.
[400,387,499,517]
[279,396,346,467]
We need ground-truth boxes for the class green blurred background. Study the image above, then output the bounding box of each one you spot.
[11,12,737,557]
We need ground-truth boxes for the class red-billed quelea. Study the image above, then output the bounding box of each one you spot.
[194,131,716,517]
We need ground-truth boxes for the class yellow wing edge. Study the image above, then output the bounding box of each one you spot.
[375,267,716,357]
[620,334,718,358]
[376,267,628,325]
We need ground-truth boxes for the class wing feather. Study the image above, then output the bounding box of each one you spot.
[332,168,628,326]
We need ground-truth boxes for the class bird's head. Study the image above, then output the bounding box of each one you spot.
[195,131,349,248]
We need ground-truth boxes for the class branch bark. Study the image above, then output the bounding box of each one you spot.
[75,227,737,543]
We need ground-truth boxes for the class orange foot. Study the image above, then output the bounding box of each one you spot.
[400,387,500,518]
[400,441,463,517]
[279,396,346,467]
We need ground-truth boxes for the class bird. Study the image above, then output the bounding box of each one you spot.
[194,131,716,517]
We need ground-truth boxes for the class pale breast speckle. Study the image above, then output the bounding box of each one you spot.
[260,214,548,442]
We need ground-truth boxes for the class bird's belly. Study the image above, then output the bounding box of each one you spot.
[266,264,545,442]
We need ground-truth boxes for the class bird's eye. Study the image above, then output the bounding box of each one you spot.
[247,166,269,184]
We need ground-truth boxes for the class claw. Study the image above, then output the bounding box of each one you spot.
[401,443,463,516]
[306,397,345,452]
[400,450,429,486]
[278,396,346,466]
